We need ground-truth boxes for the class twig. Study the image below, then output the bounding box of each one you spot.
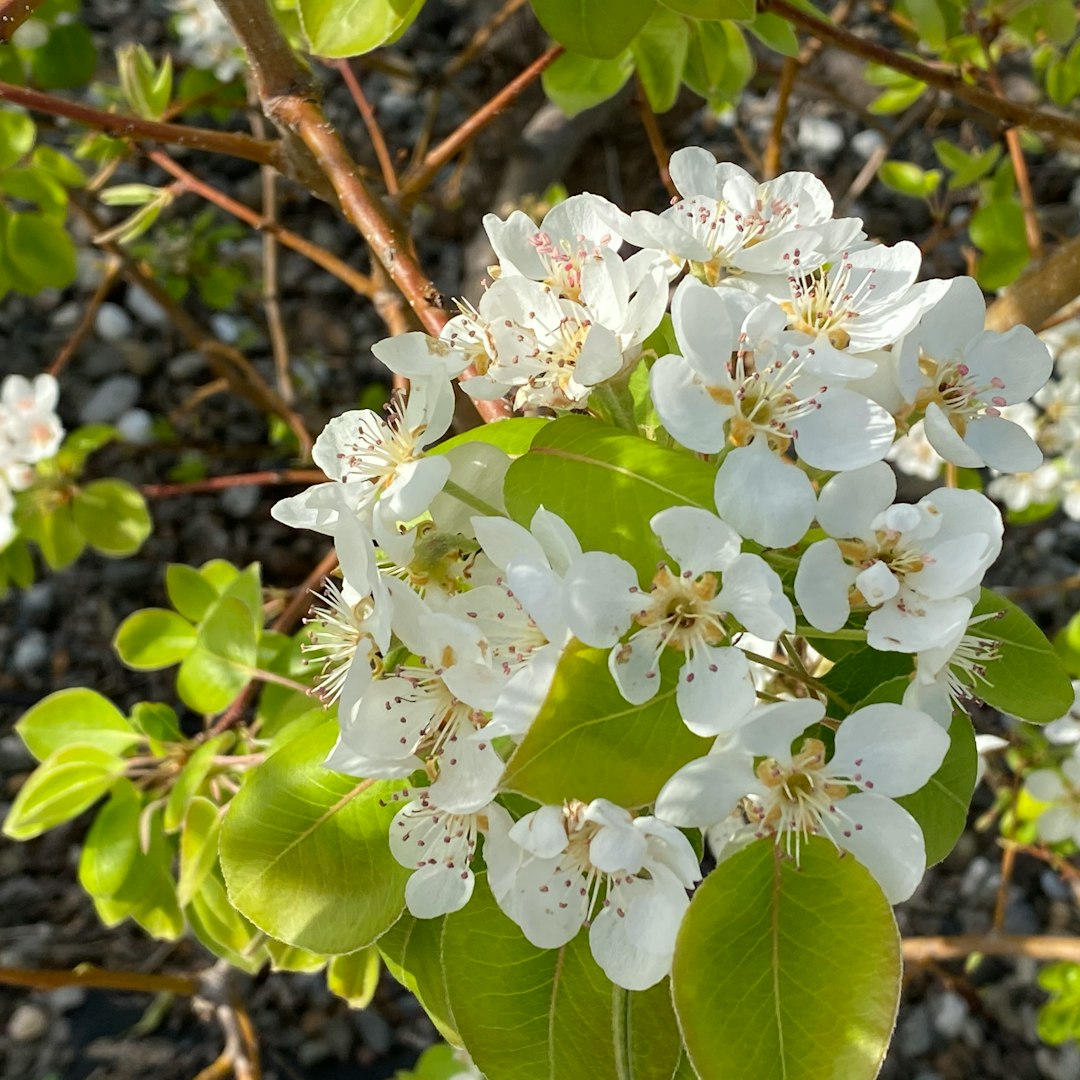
[764,57,800,180]
[0,0,46,43]
[371,264,411,392]
[633,77,677,198]
[992,842,1016,931]
[334,59,399,195]
[903,934,1080,963]
[140,470,324,498]
[71,195,314,456]
[1003,571,1080,601]
[47,260,121,376]
[398,44,564,204]
[146,149,376,299]
[444,0,530,80]
[759,0,1080,145]
[0,80,280,168]
[0,965,198,995]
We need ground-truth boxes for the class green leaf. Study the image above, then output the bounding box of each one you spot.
[298,0,425,57]
[683,19,754,108]
[187,867,262,968]
[16,687,139,761]
[5,211,77,291]
[632,7,691,112]
[662,0,753,18]
[4,744,124,840]
[166,562,220,622]
[443,875,682,1080]
[867,78,926,115]
[969,198,1030,291]
[896,711,976,866]
[327,948,381,1008]
[178,796,223,907]
[78,779,142,898]
[542,49,634,117]
[21,498,85,568]
[73,478,152,556]
[975,589,1074,722]
[177,596,260,713]
[672,838,900,1080]
[130,701,183,743]
[0,165,68,219]
[113,608,197,670]
[502,642,709,806]
[165,734,232,832]
[903,0,946,51]
[530,0,659,58]
[378,914,460,1045]
[219,720,410,954]
[878,160,941,200]
[503,415,717,581]
[0,110,35,170]
[819,648,913,718]
[745,12,800,56]
[55,423,118,473]
[29,22,97,89]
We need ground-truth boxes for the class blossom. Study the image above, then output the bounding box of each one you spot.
[484,798,700,989]
[896,276,1052,472]
[564,506,793,735]
[655,698,950,902]
[1024,751,1080,846]
[795,462,1003,652]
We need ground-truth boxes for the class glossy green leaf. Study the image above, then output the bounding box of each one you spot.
[504,415,717,581]
[632,7,691,112]
[662,0,753,18]
[432,417,549,458]
[327,947,381,1008]
[745,12,800,56]
[819,648,913,718]
[673,838,900,1080]
[167,562,226,622]
[298,0,425,57]
[542,49,634,117]
[5,210,77,291]
[78,778,142,898]
[4,744,124,840]
[530,0,659,58]
[878,160,941,200]
[975,589,1074,722]
[15,687,139,761]
[177,596,260,714]
[113,608,196,670]
[378,913,460,1044]
[178,796,223,908]
[187,867,263,969]
[19,498,85,568]
[970,198,1030,291]
[0,110,35,170]
[165,734,232,832]
[502,643,709,806]
[72,478,151,556]
[219,720,409,954]
[683,18,754,108]
[443,875,681,1080]
[129,701,183,743]
[29,22,97,89]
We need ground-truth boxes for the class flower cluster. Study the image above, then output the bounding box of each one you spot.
[0,374,63,551]
[273,147,1052,989]
[169,0,244,82]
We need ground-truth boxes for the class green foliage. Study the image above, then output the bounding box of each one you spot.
[116,44,173,120]
[878,160,942,200]
[530,0,659,59]
[1038,963,1080,1045]
[632,7,692,112]
[297,0,425,57]
[327,947,382,1008]
[969,195,1031,291]
[932,139,1003,190]
[378,914,460,1044]
[864,63,927,114]
[15,687,140,761]
[443,875,682,1080]
[543,50,635,117]
[219,719,411,954]
[502,643,710,806]
[672,838,901,1080]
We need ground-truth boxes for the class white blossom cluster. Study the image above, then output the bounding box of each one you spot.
[0,374,63,551]
[169,0,244,82]
[273,147,1053,990]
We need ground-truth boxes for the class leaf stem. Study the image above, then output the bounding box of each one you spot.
[441,480,504,519]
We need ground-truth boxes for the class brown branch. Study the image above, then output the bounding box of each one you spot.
[759,0,1080,145]
[633,77,677,199]
[398,44,564,204]
[903,934,1080,964]
[444,0,530,80]
[146,149,376,299]
[0,80,281,168]
[0,0,46,43]
[334,59,399,195]
[0,965,199,995]
[985,231,1080,333]
[764,56,800,180]
[48,260,120,377]
[71,195,314,456]
[141,470,324,498]
[214,0,510,421]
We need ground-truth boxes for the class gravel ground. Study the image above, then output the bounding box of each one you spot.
[2,1,1080,1077]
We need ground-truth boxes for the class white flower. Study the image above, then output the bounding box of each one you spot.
[0,373,63,469]
[1033,374,1080,456]
[564,505,793,736]
[986,463,1061,514]
[169,0,244,81]
[653,277,895,468]
[1024,752,1080,846]
[795,462,1003,652]
[655,698,950,902]
[0,479,14,552]
[1043,682,1080,745]
[887,420,944,482]
[896,277,1052,473]
[484,798,700,990]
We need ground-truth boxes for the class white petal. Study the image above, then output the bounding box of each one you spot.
[739,699,826,756]
[669,146,721,199]
[923,401,985,468]
[655,752,754,827]
[676,646,756,736]
[588,821,649,875]
[794,540,854,633]
[563,552,641,647]
[472,516,544,572]
[816,463,896,538]
[790,389,895,471]
[1025,768,1066,803]
[964,416,1043,474]
[854,561,900,606]
[651,506,742,576]
[649,353,730,454]
[404,862,474,918]
[609,630,665,705]
[866,595,972,653]
[716,553,795,638]
[430,737,505,814]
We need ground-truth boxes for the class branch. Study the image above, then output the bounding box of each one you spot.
[985,231,1080,333]
[0,965,199,995]
[141,470,324,498]
[903,934,1080,964]
[0,0,47,44]
[759,0,1080,145]
[0,80,281,168]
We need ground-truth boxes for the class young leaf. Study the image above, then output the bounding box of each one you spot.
[442,875,682,1080]
[298,0,424,58]
[672,838,900,1080]
[530,0,660,59]
[78,778,142,898]
[542,50,635,117]
[632,7,691,113]
[501,643,710,806]
[15,687,139,761]
[219,720,410,954]
[178,796,223,908]
[327,948,382,1008]
[166,562,220,622]
[113,608,197,670]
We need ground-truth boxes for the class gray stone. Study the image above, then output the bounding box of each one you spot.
[210,312,241,343]
[117,408,156,445]
[48,986,86,1013]
[0,734,34,771]
[7,1003,48,1042]
[18,582,54,626]
[897,1004,934,1057]
[79,374,141,424]
[11,629,50,675]
[931,990,969,1039]
[797,115,845,158]
[167,351,207,380]
[1003,897,1040,935]
[94,302,134,343]
[354,1007,392,1055]
[959,855,994,900]
[1041,868,1072,901]
[852,129,886,159]
[126,285,169,326]
[51,301,82,329]
[220,484,261,519]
